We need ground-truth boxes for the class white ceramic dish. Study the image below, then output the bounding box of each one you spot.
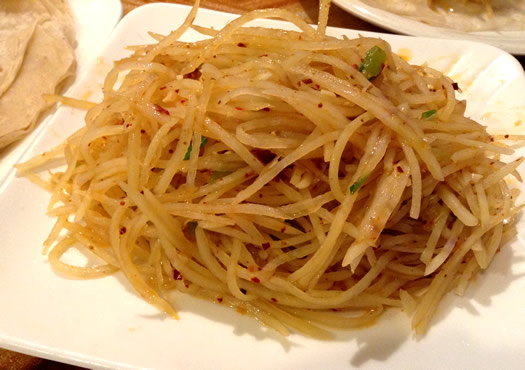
[333,0,525,55]
[0,0,123,187]
[1,3,525,369]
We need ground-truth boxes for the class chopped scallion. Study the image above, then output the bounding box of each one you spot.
[358,46,386,80]
[350,174,369,194]
[184,136,208,160]
[421,109,437,120]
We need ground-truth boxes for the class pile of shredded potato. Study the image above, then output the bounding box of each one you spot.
[17,0,524,337]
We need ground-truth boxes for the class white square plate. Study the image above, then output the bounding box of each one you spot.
[1,4,525,369]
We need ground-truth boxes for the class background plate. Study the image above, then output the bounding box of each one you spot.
[333,0,525,55]
[1,3,525,369]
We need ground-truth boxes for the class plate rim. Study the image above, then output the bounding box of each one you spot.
[332,0,525,55]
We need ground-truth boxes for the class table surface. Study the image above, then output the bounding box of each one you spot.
[2,0,524,368]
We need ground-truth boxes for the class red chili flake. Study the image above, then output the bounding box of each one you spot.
[318,103,323,108]
[297,81,302,87]
[154,104,170,115]
[251,277,260,284]
[397,166,404,173]
[140,190,144,194]
[452,82,459,90]
[237,42,247,48]
[262,107,271,112]
[168,149,174,154]
[270,298,278,303]
[120,201,126,206]
[217,100,222,104]
[261,54,268,57]
[184,69,202,80]
[280,226,286,233]
[217,297,223,303]
[119,227,127,235]
[160,86,166,90]
[175,89,180,93]
[262,242,270,250]
[126,123,131,128]
[302,78,313,84]
[490,137,494,142]
[235,107,244,111]
[173,269,183,280]
[353,64,359,70]
[140,129,146,134]
[244,172,254,178]
[504,134,509,138]
[315,84,320,89]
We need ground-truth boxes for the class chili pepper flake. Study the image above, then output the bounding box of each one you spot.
[154,104,170,115]
[173,269,183,280]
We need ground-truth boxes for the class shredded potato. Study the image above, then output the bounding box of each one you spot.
[17,0,524,337]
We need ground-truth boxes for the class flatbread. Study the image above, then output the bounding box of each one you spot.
[0,11,41,96]
[0,0,76,150]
